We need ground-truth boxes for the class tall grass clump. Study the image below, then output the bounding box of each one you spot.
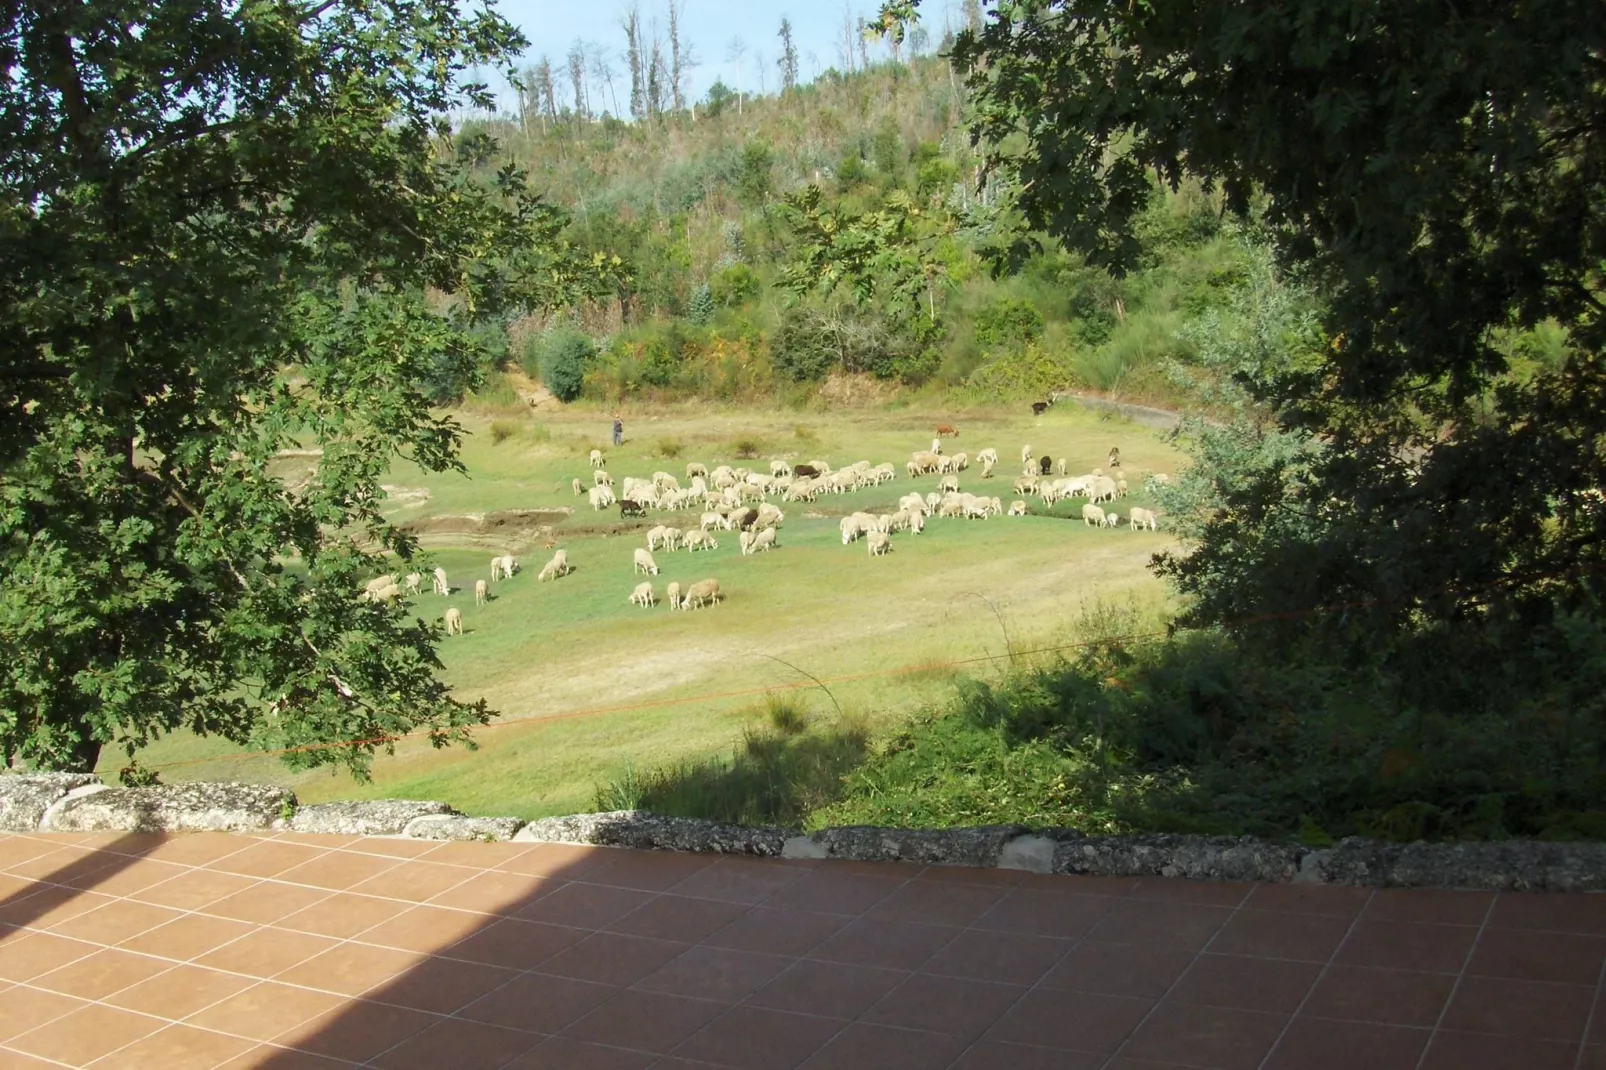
[655,437,684,459]
[489,420,519,445]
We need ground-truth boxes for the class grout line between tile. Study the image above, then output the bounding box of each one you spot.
[1573,922,1606,1070]
[1252,887,1378,1069]
[1413,887,1501,1070]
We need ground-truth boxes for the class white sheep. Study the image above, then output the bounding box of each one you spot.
[537,550,570,581]
[475,579,488,606]
[1128,507,1158,531]
[630,581,656,607]
[683,529,717,552]
[909,510,925,535]
[363,574,397,598]
[433,566,449,596]
[588,485,616,510]
[1021,444,1033,465]
[665,581,682,610]
[365,582,401,603]
[686,462,708,479]
[867,530,892,557]
[443,607,463,635]
[662,527,683,550]
[924,492,941,512]
[403,572,422,595]
[1102,512,1120,528]
[931,437,943,455]
[738,529,755,555]
[634,548,659,575]
[589,449,604,468]
[1057,458,1068,476]
[1116,478,1128,498]
[751,527,777,553]
[951,452,969,472]
[647,525,669,552]
[755,503,784,529]
[977,447,999,467]
[1009,500,1027,516]
[1082,504,1106,527]
[699,510,726,532]
[572,478,583,496]
[1090,476,1117,504]
[683,578,722,609]
[840,516,862,545]
[490,555,517,582]
[593,468,614,487]
[939,474,960,493]
[770,459,791,478]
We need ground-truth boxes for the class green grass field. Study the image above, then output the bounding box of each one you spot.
[111,400,1185,819]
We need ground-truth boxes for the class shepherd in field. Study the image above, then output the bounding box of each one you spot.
[612,412,624,447]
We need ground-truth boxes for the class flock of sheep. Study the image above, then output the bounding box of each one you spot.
[363,430,1168,636]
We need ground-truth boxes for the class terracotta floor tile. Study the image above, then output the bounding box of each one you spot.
[1039,939,1197,999]
[0,836,67,869]
[368,956,520,1015]
[141,833,256,868]
[984,988,1153,1053]
[1243,883,1373,918]
[703,906,849,957]
[425,868,555,915]
[412,840,530,867]
[106,963,256,1019]
[5,845,122,882]
[1335,919,1477,973]
[265,833,362,849]
[1441,975,1594,1040]
[89,1022,259,1070]
[670,858,811,904]
[748,958,909,1019]
[763,870,907,915]
[563,989,725,1053]
[1168,953,1321,1014]
[637,945,791,1002]
[796,1022,967,1069]
[537,931,692,986]
[458,970,620,1033]
[494,842,610,879]
[951,1039,1105,1069]
[275,942,424,996]
[1129,878,1252,907]
[7,1003,165,1065]
[808,915,960,971]
[504,1036,657,1069]
[30,947,174,1000]
[607,894,749,943]
[1085,898,1235,951]
[350,859,480,902]
[1263,1016,1429,1070]
[0,932,100,981]
[276,850,403,892]
[60,857,190,896]
[202,881,330,924]
[1120,1001,1286,1070]
[207,841,330,879]
[675,1005,844,1070]
[118,913,258,961]
[918,928,1070,986]
[340,837,442,860]
[866,881,1007,929]
[278,893,409,938]
[973,888,1117,940]
[1489,892,1606,935]
[130,868,261,912]
[1018,872,1139,896]
[0,985,88,1042]
[582,850,715,892]
[48,898,184,945]
[514,881,657,930]
[1468,927,1606,984]
[214,1043,356,1068]
[0,886,118,932]
[356,904,487,953]
[0,1047,72,1068]
[444,916,585,969]
[370,1017,544,1070]
[863,973,1027,1038]
[1364,888,1494,927]
[194,927,341,978]
[1581,1045,1606,1069]
[1209,909,1355,962]
[1302,964,1455,1027]
[186,982,348,1042]
[915,864,1028,889]
[1418,1028,1581,1070]
[282,998,438,1063]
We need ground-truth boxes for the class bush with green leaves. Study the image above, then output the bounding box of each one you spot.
[710,263,760,307]
[973,296,1045,351]
[770,308,838,382]
[686,284,715,326]
[527,328,595,403]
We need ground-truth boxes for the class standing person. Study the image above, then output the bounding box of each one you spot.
[612,412,624,447]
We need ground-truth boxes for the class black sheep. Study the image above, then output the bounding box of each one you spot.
[619,500,645,517]
[793,463,819,479]
[1039,455,1053,476]
[733,507,760,531]
[1031,400,1050,416]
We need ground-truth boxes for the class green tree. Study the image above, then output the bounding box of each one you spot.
[534,329,597,402]
[919,0,1606,649]
[0,0,598,775]
[777,17,800,93]
[771,308,839,382]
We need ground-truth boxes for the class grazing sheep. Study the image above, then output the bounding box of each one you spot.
[619,499,646,518]
[686,462,708,479]
[952,452,969,471]
[588,485,615,510]
[939,473,959,493]
[433,566,449,596]
[572,478,583,496]
[589,449,604,468]
[475,579,488,606]
[755,503,784,529]
[1039,455,1053,476]
[769,459,791,478]
[1116,478,1128,498]
[924,492,942,511]
[937,454,955,474]
[1022,444,1033,465]
[1090,476,1118,504]
[977,447,999,467]
[443,607,463,635]
[699,510,726,532]
[1013,475,1039,496]
[683,529,717,552]
[630,581,656,607]
[634,548,659,575]
[732,507,760,531]
[683,578,722,609]
[931,437,943,455]
[404,572,422,595]
[363,574,397,598]
[1128,507,1158,531]
[1009,500,1027,516]
[935,424,958,437]
[1092,467,1103,478]
[751,527,777,553]
[489,554,518,581]
[909,510,925,535]
[1082,504,1106,527]
[840,516,862,545]
[593,468,613,487]
[665,581,682,610]
[662,527,683,550]
[1057,458,1068,476]
[1102,512,1120,528]
[738,529,755,555]
[647,525,669,551]
[1031,400,1051,416]
[909,450,941,475]
[537,550,570,581]
[365,582,401,603]
[867,531,892,557]
[792,463,820,480]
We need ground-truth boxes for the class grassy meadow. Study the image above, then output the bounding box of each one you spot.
[110,399,1184,819]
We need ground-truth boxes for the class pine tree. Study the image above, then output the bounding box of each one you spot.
[623,5,644,121]
[668,0,688,112]
[778,18,799,92]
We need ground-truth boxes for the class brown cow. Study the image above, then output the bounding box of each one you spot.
[935,424,959,437]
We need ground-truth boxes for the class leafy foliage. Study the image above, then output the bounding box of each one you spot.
[529,328,596,402]
[0,0,597,774]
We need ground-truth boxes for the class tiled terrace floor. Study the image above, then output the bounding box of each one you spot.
[0,832,1603,1069]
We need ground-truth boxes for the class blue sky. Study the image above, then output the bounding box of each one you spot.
[486,0,962,113]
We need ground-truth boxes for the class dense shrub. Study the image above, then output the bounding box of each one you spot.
[771,308,837,382]
[710,263,760,307]
[973,296,1045,350]
[524,327,594,403]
